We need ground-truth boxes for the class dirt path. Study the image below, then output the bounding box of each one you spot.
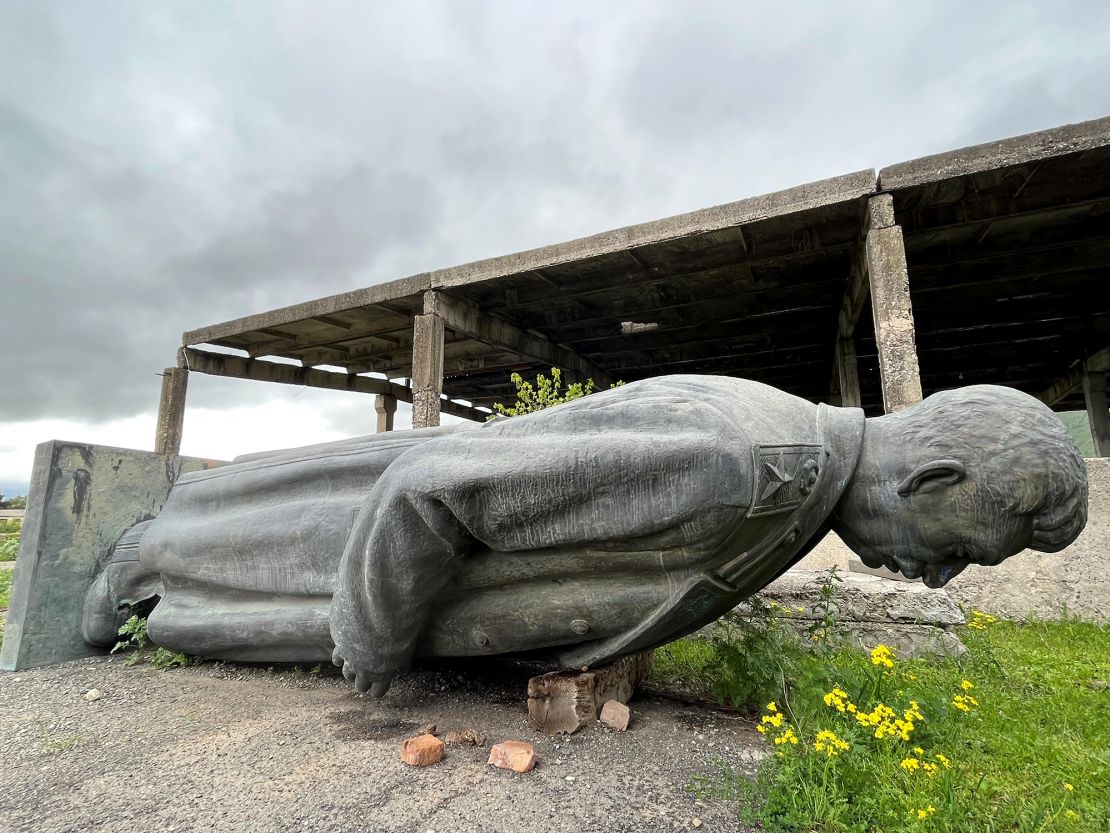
[0,654,760,833]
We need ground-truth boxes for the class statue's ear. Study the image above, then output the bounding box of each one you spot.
[896,460,966,497]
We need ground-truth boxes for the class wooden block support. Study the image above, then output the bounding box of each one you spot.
[155,367,189,455]
[411,313,445,428]
[375,394,397,433]
[1082,370,1110,457]
[835,337,862,408]
[527,651,654,735]
[865,193,923,413]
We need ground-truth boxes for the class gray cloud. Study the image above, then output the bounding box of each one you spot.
[1,0,1109,428]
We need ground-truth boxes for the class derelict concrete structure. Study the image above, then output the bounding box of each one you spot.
[163,117,1110,453]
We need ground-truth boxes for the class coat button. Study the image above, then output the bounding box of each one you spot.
[570,619,590,635]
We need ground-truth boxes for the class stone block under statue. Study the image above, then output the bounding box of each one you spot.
[2,376,1089,695]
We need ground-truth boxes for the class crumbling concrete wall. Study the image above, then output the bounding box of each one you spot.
[795,458,1110,622]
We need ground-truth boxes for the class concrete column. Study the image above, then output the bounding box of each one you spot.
[154,367,189,455]
[1082,369,1110,457]
[411,313,445,428]
[865,193,923,413]
[835,337,862,408]
[375,394,397,433]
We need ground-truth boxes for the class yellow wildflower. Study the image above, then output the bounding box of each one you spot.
[756,725,767,735]
[913,747,924,756]
[870,644,896,669]
[766,702,777,712]
[923,762,939,777]
[916,805,937,820]
[967,610,998,630]
[901,757,921,773]
[814,729,850,757]
[823,687,852,713]
[1065,810,1080,820]
[796,606,806,613]
[935,753,951,769]
[773,727,799,746]
[1065,783,1074,791]
[960,679,975,691]
[952,694,978,713]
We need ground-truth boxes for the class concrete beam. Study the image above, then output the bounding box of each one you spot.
[307,334,411,370]
[1037,347,1110,406]
[835,338,862,408]
[375,394,397,433]
[411,313,445,428]
[154,367,189,456]
[245,315,410,359]
[838,253,870,339]
[1083,370,1110,457]
[180,347,488,423]
[865,194,923,413]
[427,291,616,388]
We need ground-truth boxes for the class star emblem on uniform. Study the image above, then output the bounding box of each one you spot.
[760,453,795,501]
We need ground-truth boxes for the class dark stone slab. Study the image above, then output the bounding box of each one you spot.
[0,441,222,671]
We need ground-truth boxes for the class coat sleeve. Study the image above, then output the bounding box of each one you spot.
[328,387,753,685]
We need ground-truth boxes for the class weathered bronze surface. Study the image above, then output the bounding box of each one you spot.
[82,376,1088,696]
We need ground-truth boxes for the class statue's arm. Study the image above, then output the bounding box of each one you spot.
[329,395,750,694]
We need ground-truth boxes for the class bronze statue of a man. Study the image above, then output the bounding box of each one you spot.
[82,376,1088,696]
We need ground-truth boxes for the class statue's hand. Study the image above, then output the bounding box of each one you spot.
[331,646,393,697]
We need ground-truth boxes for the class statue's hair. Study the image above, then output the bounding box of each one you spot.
[889,385,1088,552]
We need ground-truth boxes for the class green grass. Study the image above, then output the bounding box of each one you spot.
[0,566,12,652]
[656,615,1110,832]
[0,534,19,561]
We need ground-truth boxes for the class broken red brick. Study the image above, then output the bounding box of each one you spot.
[487,740,537,773]
[401,733,445,766]
[600,699,631,731]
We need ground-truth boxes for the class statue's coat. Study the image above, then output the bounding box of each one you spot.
[122,377,865,673]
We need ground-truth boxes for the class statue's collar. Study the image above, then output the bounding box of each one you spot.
[816,403,867,510]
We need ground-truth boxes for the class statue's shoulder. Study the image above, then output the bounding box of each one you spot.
[621,374,822,436]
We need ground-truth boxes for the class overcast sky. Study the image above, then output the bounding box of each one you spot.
[1,0,1109,495]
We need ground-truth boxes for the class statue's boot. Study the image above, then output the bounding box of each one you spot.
[82,520,163,648]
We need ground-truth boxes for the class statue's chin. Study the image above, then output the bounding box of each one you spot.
[920,558,969,588]
[856,548,971,588]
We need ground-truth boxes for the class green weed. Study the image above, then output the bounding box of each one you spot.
[150,647,191,670]
[37,722,90,754]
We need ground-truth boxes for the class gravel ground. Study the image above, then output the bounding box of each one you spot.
[0,652,762,833]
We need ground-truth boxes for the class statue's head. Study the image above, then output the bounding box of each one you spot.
[834,385,1088,588]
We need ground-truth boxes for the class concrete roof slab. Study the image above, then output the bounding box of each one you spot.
[880,116,1110,191]
[430,169,877,291]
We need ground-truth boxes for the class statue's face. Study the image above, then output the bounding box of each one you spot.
[889,482,1036,587]
[836,469,1036,588]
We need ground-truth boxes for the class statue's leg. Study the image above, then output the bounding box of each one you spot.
[82,521,162,648]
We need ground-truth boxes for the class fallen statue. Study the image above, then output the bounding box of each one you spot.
[82,376,1088,696]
